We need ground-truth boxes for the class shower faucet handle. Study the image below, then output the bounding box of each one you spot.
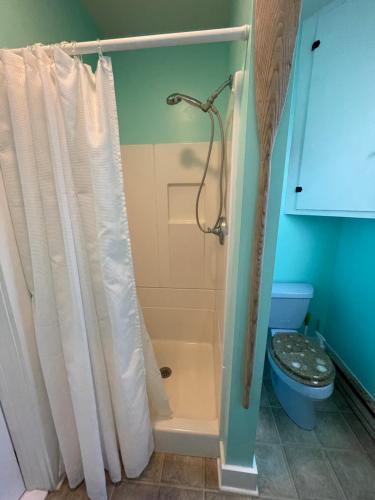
[211,216,227,245]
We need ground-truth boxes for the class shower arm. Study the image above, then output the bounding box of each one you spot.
[201,76,233,113]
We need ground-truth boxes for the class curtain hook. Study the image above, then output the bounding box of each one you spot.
[48,43,55,60]
[70,40,83,62]
[97,38,104,59]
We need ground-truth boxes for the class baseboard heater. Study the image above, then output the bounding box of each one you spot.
[329,352,375,440]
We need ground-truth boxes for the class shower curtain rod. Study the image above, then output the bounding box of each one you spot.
[10,25,250,55]
[66,25,250,54]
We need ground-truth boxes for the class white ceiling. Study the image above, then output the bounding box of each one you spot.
[82,0,233,38]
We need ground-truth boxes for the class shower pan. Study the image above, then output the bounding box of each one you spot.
[122,71,244,457]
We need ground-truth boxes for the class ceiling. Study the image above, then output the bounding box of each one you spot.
[82,0,233,38]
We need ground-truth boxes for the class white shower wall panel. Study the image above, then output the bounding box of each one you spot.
[122,143,222,455]
[154,143,220,290]
[121,145,159,287]
[121,143,222,343]
[137,287,214,343]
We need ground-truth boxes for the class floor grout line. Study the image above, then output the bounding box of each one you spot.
[258,380,375,500]
[339,410,373,455]
[278,444,300,499]
[269,405,282,446]
[321,447,349,500]
[158,452,165,483]
[264,402,302,499]
[263,397,373,454]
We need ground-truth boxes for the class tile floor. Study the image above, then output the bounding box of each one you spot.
[256,361,375,500]
[48,454,228,499]
[47,364,375,500]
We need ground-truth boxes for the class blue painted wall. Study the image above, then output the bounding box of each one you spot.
[325,219,375,397]
[274,214,342,332]
[275,213,375,398]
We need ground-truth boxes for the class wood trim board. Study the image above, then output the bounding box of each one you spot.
[243,0,301,408]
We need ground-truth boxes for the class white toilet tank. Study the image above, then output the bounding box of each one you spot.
[269,283,314,329]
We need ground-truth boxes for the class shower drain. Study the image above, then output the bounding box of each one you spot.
[160,366,172,379]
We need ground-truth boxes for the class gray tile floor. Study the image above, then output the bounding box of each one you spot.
[257,361,375,500]
[48,454,230,499]
[48,364,375,500]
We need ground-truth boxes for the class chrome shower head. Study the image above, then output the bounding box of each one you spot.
[166,93,203,109]
[166,75,232,114]
[166,93,182,105]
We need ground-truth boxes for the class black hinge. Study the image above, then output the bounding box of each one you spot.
[295,186,303,193]
[311,40,321,51]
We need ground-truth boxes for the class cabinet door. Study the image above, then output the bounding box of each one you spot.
[296,0,375,213]
[0,406,25,500]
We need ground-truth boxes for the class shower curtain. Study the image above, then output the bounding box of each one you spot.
[0,46,171,500]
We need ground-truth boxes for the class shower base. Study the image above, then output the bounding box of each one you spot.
[152,339,219,457]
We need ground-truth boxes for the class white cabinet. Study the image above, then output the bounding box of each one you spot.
[0,405,25,500]
[286,0,375,218]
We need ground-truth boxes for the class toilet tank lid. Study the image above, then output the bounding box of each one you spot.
[272,282,314,299]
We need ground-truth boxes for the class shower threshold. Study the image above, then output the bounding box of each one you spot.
[152,339,219,457]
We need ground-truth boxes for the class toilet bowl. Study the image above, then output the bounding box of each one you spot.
[267,329,334,429]
[268,283,335,430]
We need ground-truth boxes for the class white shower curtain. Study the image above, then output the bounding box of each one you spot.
[0,46,171,500]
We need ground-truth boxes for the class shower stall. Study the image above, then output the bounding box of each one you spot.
[122,71,243,457]
[0,1,302,493]
[0,15,255,495]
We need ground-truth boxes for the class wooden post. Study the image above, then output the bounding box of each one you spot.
[243,0,301,409]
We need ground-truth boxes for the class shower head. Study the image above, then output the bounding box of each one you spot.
[166,75,232,114]
[166,93,203,109]
[166,94,182,105]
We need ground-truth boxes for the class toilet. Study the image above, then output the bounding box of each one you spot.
[268,283,335,430]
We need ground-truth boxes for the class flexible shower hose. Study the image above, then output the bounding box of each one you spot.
[195,108,226,234]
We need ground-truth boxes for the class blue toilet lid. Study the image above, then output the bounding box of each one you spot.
[270,332,335,387]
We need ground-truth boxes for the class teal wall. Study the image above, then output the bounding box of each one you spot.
[220,0,277,467]
[110,43,230,144]
[274,215,342,333]
[0,1,231,147]
[325,219,375,397]
[275,214,375,399]
[228,0,252,73]
[221,0,304,469]
[218,0,257,467]
[0,0,98,48]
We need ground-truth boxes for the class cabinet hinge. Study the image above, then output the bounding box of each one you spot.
[311,40,320,51]
[295,186,303,193]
